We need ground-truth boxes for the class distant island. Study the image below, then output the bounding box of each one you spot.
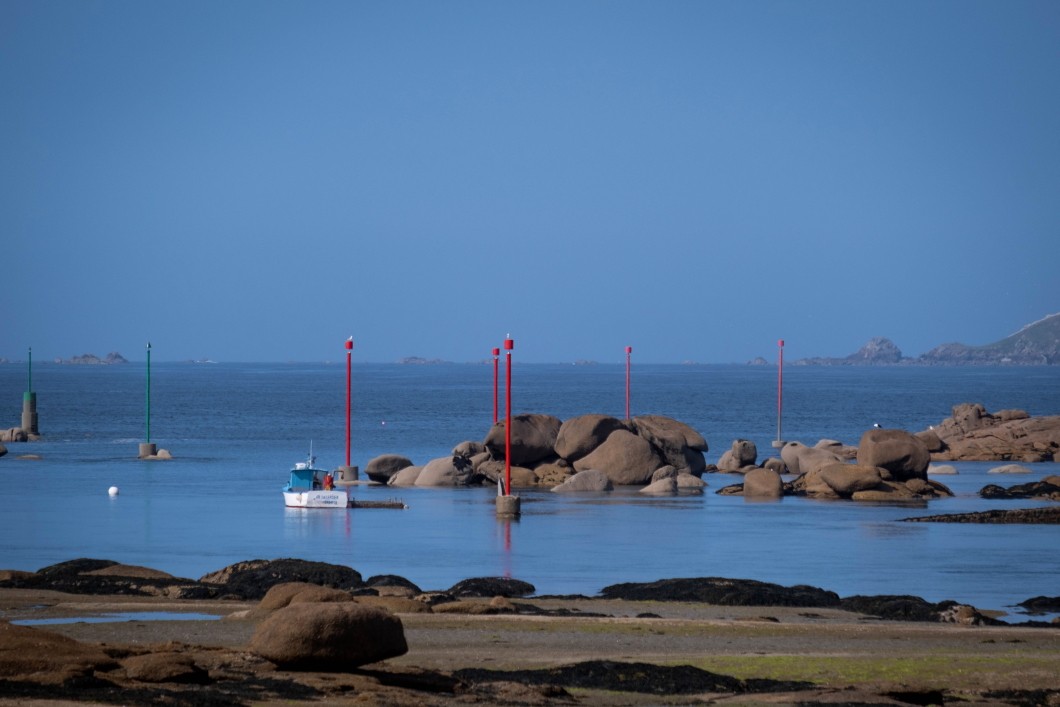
[793,313,1060,366]
[398,356,448,365]
[53,352,129,365]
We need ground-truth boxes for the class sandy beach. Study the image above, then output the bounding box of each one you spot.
[2,583,1058,706]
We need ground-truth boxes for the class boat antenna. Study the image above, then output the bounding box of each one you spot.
[309,440,315,467]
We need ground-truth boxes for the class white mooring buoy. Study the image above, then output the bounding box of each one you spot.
[108,486,119,496]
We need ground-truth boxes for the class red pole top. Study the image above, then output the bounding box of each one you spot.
[778,339,785,348]
[504,338,514,350]
[625,346,632,354]
[492,347,500,356]
[345,338,354,351]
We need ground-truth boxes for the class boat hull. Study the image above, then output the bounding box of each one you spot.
[283,490,349,508]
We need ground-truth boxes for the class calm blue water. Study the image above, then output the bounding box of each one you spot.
[1,362,1058,620]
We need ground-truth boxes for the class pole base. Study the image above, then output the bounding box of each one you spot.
[771,440,786,448]
[138,443,157,459]
[335,465,359,484]
[495,495,521,517]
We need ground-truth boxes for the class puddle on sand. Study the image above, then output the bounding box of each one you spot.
[12,611,222,625]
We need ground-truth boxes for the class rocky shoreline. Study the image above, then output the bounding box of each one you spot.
[1,558,1058,705]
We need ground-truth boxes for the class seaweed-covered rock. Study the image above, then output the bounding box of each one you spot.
[199,559,363,600]
[600,577,840,607]
[447,576,535,598]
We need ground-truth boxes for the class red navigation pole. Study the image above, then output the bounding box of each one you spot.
[339,336,359,482]
[492,347,500,425]
[773,339,785,448]
[625,345,632,420]
[496,335,520,517]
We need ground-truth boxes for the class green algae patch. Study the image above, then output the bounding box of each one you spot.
[688,654,1060,691]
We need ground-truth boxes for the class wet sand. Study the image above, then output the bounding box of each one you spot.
[2,588,1059,705]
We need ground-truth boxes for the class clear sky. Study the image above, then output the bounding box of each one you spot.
[2,1,1058,364]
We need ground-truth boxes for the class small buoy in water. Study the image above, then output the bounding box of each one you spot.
[108,486,119,496]
[381,420,386,426]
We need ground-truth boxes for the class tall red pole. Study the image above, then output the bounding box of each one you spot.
[776,339,784,444]
[625,345,632,420]
[504,336,514,495]
[492,347,500,425]
[345,337,354,467]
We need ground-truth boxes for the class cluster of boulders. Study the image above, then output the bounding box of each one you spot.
[364,413,710,493]
[917,403,1060,462]
[715,428,954,501]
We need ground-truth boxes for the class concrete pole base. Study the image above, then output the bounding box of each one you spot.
[336,465,359,484]
[495,494,521,517]
[138,443,157,459]
[771,440,786,448]
[21,393,38,436]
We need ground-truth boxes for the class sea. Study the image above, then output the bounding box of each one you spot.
[1,362,1058,622]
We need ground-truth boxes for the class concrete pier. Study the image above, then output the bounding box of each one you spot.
[335,465,359,485]
[21,392,38,436]
[138,442,157,459]
[495,494,521,517]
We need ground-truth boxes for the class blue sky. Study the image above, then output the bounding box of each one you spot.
[2,1,1058,363]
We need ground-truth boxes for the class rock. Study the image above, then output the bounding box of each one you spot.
[364,454,414,484]
[814,439,858,460]
[551,469,613,492]
[0,622,117,681]
[600,577,841,607]
[199,559,363,600]
[415,455,478,486]
[253,582,356,617]
[554,414,627,461]
[353,595,432,613]
[979,479,1060,501]
[639,477,678,494]
[573,430,662,485]
[988,464,1032,474]
[387,465,422,486]
[365,574,422,594]
[903,507,1060,524]
[651,465,678,482]
[452,441,486,457]
[484,414,562,466]
[122,652,211,684]
[781,442,842,476]
[0,428,27,443]
[856,429,930,481]
[840,595,953,622]
[928,464,958,475]
[717,439,757,471]
[476,459,536,488]
[631,415,708,474]
[84,564,177,579]
[248,603,408,670]
[819,463,883,497]
[928,404,1060,462]
[676,472,707,489]
[851,480,917,501]
[533,460,574,486]
[0,443,6,457]
[762,457,787,475]
[447,577,535,598]
[742,467,783,498]
[915,429,944,452]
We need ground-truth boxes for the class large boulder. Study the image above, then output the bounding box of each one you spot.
[554,414,627,461]
[639,476,678,494]
[475,459,537,488]
[857,429,930,481]
[483,414,562,466]
[253,582,355,617]
[364,454,414,484]
[0,622,117,680]
[742,467,783,498]
[387,465,422,486]
[573,429,662,485]
[781,442,842,476]
[631,415,708,474]
[819,463,884,497]
[415,455,478,486]
[551,469,613,492]
[121,652,211,684]
[447,576,535,598]
[248,603,407,670]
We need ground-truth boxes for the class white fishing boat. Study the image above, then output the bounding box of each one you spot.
[282,448,349,509]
